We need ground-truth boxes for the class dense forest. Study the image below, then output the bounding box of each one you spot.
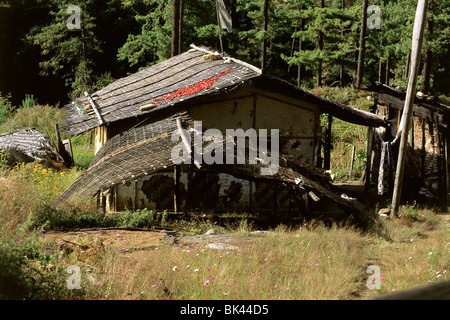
[0,0,449,107]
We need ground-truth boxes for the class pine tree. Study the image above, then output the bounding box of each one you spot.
[281,0,357,88]
[27,0,103,99]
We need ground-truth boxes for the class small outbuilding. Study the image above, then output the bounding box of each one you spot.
[57,45,388,222]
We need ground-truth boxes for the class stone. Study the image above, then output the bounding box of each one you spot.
[205,228,217,235]
[379,213,389,220]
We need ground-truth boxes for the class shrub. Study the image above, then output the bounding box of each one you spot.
[0,235,71,299]
[0,104,66,144]
[21,94,38,109]
[0,92,13,126]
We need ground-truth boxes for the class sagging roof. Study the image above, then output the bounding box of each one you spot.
[370,82,450,120]
[62,45,387,136]
[54,112,361,216]
[0,128,61,164]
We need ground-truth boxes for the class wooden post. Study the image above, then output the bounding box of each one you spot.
[391,0,427,218]
[174,165,180,212]
[349,145,356,178]
[54,123,62,150]
[324,114,332,170]
[365,127,374,188]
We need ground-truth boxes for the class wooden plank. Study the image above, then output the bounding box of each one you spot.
[379,93,430,119]
[365,127,373,188]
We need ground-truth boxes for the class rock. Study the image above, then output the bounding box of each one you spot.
[378,208,390,216]
[206,243,238,250]
[250,230,272,236]
[379,213,389,220]
[205,228,217,235]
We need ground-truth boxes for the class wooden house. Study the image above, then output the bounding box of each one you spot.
[57,45,387,221]
[368,83,450,209]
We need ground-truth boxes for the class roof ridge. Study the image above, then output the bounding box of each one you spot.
[189,44,262,76]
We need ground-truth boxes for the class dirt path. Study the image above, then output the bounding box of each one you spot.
[39,227,252,254]
[41,228,169,252]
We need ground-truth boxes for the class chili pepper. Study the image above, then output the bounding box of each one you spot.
[152,68,235,104]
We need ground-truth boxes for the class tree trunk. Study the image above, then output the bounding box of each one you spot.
[298,19,305,87]
[404,50,411,79]
[171,0,180,57]
[231,0,238,28]
[385,54,390,85]
[261,0,269,73]
[356,0,369,88]
[421,17,433,93]
[178,0,184,54]
[317,0,325,87]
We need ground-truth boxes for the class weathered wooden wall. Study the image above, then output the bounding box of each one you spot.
[189,85,319,164]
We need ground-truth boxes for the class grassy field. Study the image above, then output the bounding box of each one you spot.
[0,162,448,300]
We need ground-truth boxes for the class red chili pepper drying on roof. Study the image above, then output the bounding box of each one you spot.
[153,68,235,104]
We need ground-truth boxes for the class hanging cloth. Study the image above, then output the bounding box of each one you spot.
[376,128,400,196]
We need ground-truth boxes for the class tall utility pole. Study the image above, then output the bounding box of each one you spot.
[356,0,369,88]
[391,0,428,218]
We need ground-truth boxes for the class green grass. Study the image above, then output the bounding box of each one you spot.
[70,133,95,170]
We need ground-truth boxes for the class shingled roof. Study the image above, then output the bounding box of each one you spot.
[62,44,387,136]
[0,128,60,163]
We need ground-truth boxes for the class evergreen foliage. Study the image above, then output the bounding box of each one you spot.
[0,0,448,101]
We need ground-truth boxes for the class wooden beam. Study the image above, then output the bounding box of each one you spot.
[391,0,428,218]
[84,91,105,125]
